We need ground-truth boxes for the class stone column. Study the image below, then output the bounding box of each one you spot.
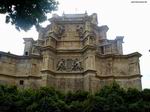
[84,71,96,92]
[83,48,97,92]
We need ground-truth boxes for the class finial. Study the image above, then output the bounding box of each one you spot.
[63,11,65,16]
[75,8,78,13]
[85,10,87,15]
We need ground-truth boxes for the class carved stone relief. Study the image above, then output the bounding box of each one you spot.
[56,59,66,71]
[76,25,84,38]
[91,13,98,25]
[72,58,83,71]
[66,59,73,71]
[57,25,65,37]
[47,24,65,38]
[85,21,91,32]
[57,58,83,72]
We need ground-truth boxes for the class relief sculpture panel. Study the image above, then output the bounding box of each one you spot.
[56,58,83,72]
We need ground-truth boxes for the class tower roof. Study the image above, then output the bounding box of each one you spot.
[49,13,97,24]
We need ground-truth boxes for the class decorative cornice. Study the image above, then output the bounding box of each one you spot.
[41,46,56,53]
[40,69,96,76]
[96,74,142,79]
[0,51,42,59]
[96,52,142,59]
[0,73,42,79]
[40,45,96,54]
[23,38,34,42]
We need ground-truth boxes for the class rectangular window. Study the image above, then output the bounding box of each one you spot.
[25,51,28,56]
[100,46,104,54]
[19,80,24,85]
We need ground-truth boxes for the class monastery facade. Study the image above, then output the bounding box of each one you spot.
[0,13,142,93]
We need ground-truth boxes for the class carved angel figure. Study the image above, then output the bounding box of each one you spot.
[72,58,82,71]
[57,59,66,71]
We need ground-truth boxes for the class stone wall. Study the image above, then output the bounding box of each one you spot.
[0,52,43,88]
[0,13,142,92]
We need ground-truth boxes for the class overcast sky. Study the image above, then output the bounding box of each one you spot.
[0,0,150,88]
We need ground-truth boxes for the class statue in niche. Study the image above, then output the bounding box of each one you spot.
[72,58,83,71]
[91,13,98,25]
[57,25,65,38]
[85,21,91,32]
[76,25,84,38]
[57,59,66,71]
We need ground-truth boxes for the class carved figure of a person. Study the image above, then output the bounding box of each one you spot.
[85,21,91,32]
[72,58,82,71]
[57,59,66,71]
[58,25,65,36]
[91,13,98,25]
[76,26,84,38]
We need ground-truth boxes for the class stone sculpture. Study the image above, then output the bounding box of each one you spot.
[57,59,66,71]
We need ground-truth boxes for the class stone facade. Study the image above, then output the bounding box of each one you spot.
[0,13,142,93]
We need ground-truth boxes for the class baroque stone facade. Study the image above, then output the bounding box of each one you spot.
[0,13,142,93]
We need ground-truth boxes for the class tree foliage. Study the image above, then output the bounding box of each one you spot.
[0,0,58,31]
[0,83,150,112]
